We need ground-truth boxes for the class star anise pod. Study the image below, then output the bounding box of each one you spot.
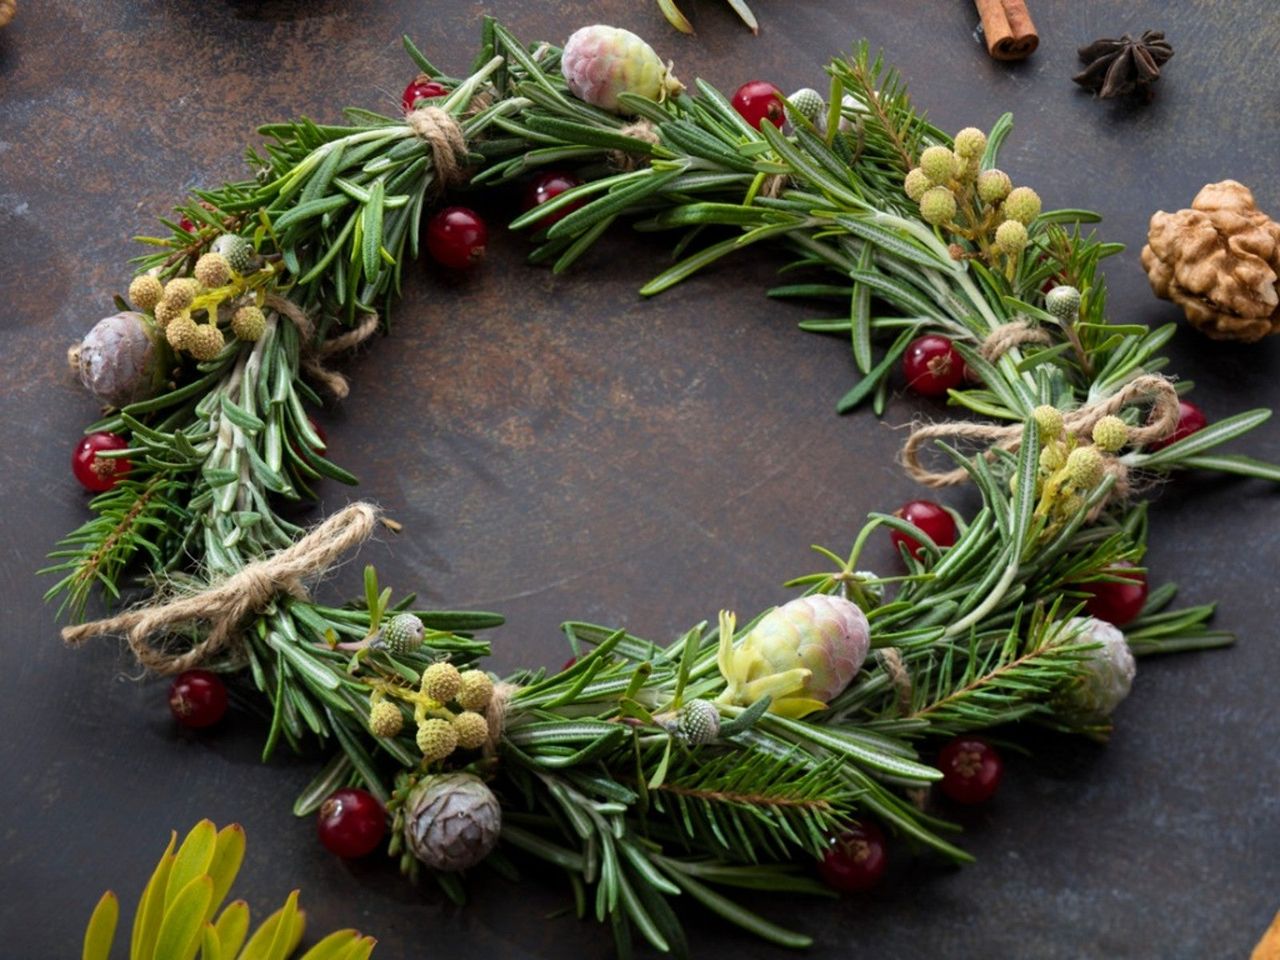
[1074,30,1173,100]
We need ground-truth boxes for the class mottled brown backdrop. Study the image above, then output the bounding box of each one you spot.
[1,1,1278,957]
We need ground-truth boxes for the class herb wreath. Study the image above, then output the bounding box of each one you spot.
[48,19,1280,956]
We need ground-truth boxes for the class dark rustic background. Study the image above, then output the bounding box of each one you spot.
[2,1,1278,957]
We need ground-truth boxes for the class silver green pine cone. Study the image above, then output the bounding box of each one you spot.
[677,699,721,745]
[376,613,425,656]
[1045,285,1082,323]
[1056,617,1136,723]
[210,233,255,275]
[403,772,502,872]
[74,311,167,406]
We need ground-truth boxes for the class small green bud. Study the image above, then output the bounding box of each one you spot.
[456,670,494,711]
[1045,285,1082,324]
[786,87,824,124]
[377,612,425,656]
[976,168,1012,204]
[919,186,957,226]
[1033,404,1065,442]
[231,305,266,342]
[421,662,462,703]
[953,127,987,159]
[919,145,957,185]
[677,699,721,746]
[1002,186,1042,225]
[211,233,255,275]
[452,711,490,750]
[994,219,1029,254]
[1092,415,1129,453]
[1065,446,1104,489]
[903,167,932,202]
[415,718,458,762]
[193,253,231,289]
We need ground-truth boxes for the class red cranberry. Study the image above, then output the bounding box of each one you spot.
[731,80,785,130]
[426,206,488,270]
[890,500,958,561]
[522,171,584,227]
[903,334,966,397]
[1081,561,1148,627]
[168,670,229,729]
[72,432,131,492]
[178,216,196,234]
[818,822,887,893]
[562,656,578,671]
[317,788,387,859]
[401,76,447,113]
[938,737,1003,804]
[1148,399,1207,451]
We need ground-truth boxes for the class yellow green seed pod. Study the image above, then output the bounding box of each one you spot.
[415,718,459,762]
[1032,405,1065,442]
[369,700,404,738]
[165,314,198,351]
[1065,446,1104,489]
[1002,186,1042,225]
[1040,441,1067,473]
[421,662,463,703]
[456,670,494,711]
[153,299,183,329]
[976,168,1012,204]
[128,274,164,311]
[953,127,987,160]
[187,323,225,361]
[1092,415,1129,453]
[994,219,1029,254]
[903,167,931,202]
[231,305,266,342]
[919,145,956,185]
[452,711,489,750]
[162,277,199,309]
[194,253,231,288]
[919,186,957,226]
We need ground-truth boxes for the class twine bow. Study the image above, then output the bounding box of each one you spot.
[406,105,470,190]
[483,681,520,758]
[61,502,381,674]
[901,373,1181,490]
[608,120,662,171]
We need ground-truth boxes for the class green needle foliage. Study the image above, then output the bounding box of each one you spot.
[47,17,1280,956]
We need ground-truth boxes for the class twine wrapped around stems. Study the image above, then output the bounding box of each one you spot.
[61,502,381,674]
[483,682,520,758]
[900,373,1181,489]
[406,105,471,190]
[265,294,379,399]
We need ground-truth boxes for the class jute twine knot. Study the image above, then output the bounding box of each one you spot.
[608,120,662,171]
[265,294,378,400]
[61,502,381,675]
[878,647,913,714]
[979,320,1052,363]
[900,373,1181,493]
[406,105,470,190]
[760,173,788,199]
[483,681,520,758]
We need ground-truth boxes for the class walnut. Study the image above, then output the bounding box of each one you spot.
[1140,180,1280,342]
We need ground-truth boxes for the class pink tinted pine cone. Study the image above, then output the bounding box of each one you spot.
[746,595,870,702]
[561,24,683,114]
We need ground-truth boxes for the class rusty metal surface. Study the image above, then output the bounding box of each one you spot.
[2,1,1279,956]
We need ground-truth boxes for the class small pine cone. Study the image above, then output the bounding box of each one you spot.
[786,87,824,125]
[187,323,225,361]
[455,670,494,711]
[231,305,266,342]
[128,274,164,311]
[1045,285,1082,324]
[369,700,404,738]
[162,277,199,309]
[1055,617,1135,722]
[1092,416,1129,453]
[74,311,165,406]
[166,314,198,351]
[194,253,231,288]
[403,773,502,872]
[377,613,425,656]
[211,233,255,275]
[452,711,489,750]
[561,24,683,114]
[416,717,459,762]
[421,662,462,703]
[676,699,720,745]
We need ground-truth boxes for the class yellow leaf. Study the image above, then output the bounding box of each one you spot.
[153,875,214,960]
[206,825,246,922]
[82,890,118,960]
[130,830,177,960]
[296,930,361,960]
[769,696,828,719]
[237,893,304,960]
[200,923,223,960]
[741,667,811,703]
[342,936,377,960]
[214,901,250,959]
[166,821,219,910]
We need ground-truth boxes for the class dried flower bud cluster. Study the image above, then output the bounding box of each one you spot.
[1141,180,1280,342]
[901,126,1042,280]
[122,233,268,364]
[366,659,496,766]
[1026,401,1126,529]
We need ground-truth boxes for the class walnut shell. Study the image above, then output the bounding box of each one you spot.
[1140,180,1280,342]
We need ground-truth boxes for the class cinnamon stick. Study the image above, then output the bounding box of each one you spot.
[974,0,1039,60]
